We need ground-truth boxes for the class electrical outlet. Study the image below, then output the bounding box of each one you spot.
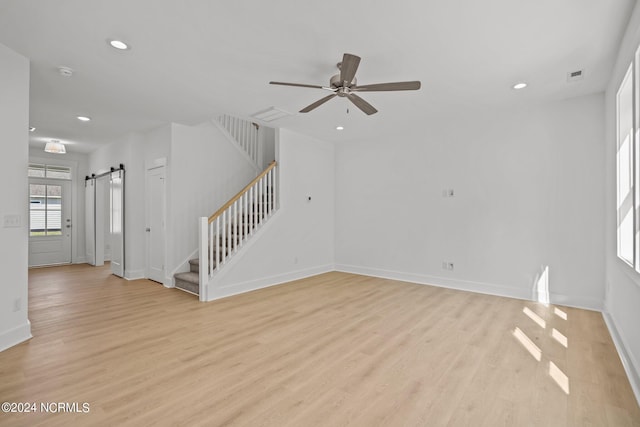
[13,297,21,312]
[294,256,298,265]
[441,189,455,198]
[442,262,454,271]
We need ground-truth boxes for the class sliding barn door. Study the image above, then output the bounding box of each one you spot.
[85,179,96,266]
[110,170,125,277]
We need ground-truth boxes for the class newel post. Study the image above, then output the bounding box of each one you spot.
[199,217,208,302]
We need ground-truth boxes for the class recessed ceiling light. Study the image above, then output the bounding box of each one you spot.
[77,116,91,122]
[108,39,130,50]
[336,126,344,130]
[513,82,528,90]
[29,126,35,132]
[58,66,74,77]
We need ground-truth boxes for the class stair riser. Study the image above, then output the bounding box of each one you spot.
[175,279,199,295]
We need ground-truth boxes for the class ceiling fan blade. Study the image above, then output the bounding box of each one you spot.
[352,81,421,92]
[270,81,325,89]
[346,93,378,115]
[339,53,361,86]
[300,93,338,113]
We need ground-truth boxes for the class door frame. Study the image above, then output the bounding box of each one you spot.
[29,156,81,263]
[28,177,72,266]
[145,159,167,285]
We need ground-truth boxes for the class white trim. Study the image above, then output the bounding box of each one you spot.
[124,269,145,280]
[603,312,640,407]
[206,264,334,302]
[0,321,32,353]
[334,264,603,311]
[336,263,531,300]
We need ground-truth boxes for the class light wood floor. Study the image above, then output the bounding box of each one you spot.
[0,264,638,426]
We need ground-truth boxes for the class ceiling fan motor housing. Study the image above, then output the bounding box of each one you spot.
[330,73,356,89]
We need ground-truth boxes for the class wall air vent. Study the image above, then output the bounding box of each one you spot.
[251,107,292,122]
[567,69,584,82]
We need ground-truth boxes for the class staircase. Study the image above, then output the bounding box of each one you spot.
[174,259,200,295]
[174,161,278,298]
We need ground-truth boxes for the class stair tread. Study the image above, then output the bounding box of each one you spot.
[174,271,199,284]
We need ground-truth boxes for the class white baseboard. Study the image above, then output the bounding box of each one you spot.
[124,269,145,280]
[0,321,32,353]
[334,264,603,311]
[206,264,334,302]
[603,312,640,407]
[335,263,532,301]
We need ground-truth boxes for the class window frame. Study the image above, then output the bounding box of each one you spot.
[616,46,640,273]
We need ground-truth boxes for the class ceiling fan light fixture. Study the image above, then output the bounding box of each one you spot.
[77,116,91,122]
[108,39,130,50]
[336,126,344,130]
[513,82,528,90]
[44,140,66,154]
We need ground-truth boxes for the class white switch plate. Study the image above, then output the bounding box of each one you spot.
[3,214,21,228]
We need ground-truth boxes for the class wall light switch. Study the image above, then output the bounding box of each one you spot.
[3,214,21,228]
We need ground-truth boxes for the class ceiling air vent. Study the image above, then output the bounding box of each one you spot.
[251,107,292,122]
[567,69,584,83]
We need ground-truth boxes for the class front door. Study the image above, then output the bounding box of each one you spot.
[29,179,72,266]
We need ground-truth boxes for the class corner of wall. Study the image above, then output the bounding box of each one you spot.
[0,320,31,353]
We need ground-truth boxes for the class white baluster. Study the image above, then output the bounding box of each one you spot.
[234,200,239,250]
[209,221,213,275]
[221,211,226,264]
[216,217,220,269]
[267,170,272,214]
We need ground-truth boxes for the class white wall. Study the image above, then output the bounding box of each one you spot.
[0,43,31,351]
[168,121,257,278]
[207,129,335,300]
[29,149,89,264]
[604,0,640,403]
[88,132,146,279]
[336,94,605,310]
[259,126,276,170]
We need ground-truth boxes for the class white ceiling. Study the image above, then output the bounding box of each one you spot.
[0,0,634,153]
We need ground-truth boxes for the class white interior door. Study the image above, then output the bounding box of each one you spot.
[146,166,165,283]
[29,179,72,266]
[85,179,96,265]
[110,170,125,277]
[94,176,107,267]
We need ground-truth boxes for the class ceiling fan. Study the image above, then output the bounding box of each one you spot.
[270,53,421,115]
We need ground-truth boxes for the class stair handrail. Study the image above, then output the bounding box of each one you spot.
[208,160,277,223]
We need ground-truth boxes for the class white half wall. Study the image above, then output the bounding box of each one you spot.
[207,129,335,300]
[604,0,640,404]
[0,43,31,352]
[336,94,605,311]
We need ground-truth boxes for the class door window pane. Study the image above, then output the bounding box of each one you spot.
[30,184,63,236]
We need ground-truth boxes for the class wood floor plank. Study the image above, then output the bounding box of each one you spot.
[0,264,638,426]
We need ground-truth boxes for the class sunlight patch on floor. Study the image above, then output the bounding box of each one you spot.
[513,327,541,361]
[523,307,546,329]
[549,361,570,394]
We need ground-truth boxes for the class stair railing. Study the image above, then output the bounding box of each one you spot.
[217,114,260,167]
[199,161,278,299]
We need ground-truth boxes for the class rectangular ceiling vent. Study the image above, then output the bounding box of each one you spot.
[251,107,292,122]
[567,69,584,83]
